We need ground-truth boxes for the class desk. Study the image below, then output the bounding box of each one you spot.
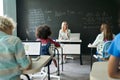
[56,39,82,43]
[56,39,82,71]
[90,62,120,80]
[88,44,96,69]
[23,55,52,80]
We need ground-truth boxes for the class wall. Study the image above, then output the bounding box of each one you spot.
[16,0,119,54]
[117,0,120,28]
[0,0,3,16]
[3,0,17,36]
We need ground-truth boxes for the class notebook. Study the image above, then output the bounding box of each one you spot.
[22,41,41,56]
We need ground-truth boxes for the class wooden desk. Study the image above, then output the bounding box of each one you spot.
[88,44,96,69]
[90,62,120,80]
[23,55,52,80]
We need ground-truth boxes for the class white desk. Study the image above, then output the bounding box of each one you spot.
[88,44,96,48]
[23,55,52,80]
[88,44,96,69]
[56,39,82,43]
[56,39,82,71]
[90,62,120,80]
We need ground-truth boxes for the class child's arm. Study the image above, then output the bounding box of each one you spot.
[49,38,60,47]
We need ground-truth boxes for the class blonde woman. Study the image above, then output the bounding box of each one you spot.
[58,21,71,40]
[58,21,71,63]
[0,16,32,80]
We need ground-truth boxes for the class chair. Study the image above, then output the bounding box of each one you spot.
[22,44,60,80]
[93,41,112,61]
[30,45,60,80]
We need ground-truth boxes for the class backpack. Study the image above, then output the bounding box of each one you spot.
[41,42,52,66]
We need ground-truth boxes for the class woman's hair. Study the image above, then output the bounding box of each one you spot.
[36,25,52,39]
[101,23,113,41]
[0,16,16,31]
[61,21,68,31]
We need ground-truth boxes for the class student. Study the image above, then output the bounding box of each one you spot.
[107,33,120,79]
[35,25,60,68]
[90,23,114,58]
[58,21,71,63]
[0,16,32,80]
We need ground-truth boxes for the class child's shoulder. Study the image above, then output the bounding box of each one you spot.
[47,38,54,42]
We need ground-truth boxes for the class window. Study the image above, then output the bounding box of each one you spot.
[0,0,3,16]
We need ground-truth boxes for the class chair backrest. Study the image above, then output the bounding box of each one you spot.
[102,41,112,58]
[70,33,80,40]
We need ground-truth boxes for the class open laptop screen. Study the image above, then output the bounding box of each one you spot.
[70,33,80,40]
[22,41,41,56]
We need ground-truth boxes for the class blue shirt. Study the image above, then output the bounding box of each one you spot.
[0,31,30,80]
[107,33,120,57]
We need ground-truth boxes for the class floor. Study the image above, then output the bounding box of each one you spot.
[32,55,95,80]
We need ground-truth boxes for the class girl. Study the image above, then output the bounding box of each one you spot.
[35,25,60,68]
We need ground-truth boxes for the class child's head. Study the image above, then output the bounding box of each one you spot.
[35,25,52,39]
[0,16,16,35]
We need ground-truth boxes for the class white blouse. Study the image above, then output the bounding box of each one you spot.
[58,29,71,40]
[92,32,115,55]
[92,32,104,55]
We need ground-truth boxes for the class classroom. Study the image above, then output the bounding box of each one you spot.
[0,0,120,80]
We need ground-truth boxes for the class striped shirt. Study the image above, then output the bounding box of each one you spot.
[0,31,30,80]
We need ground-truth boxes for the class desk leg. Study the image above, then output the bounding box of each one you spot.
[90,48,93,70]
[80,44,83,65]
[80,54,83,65]
[57,51,60,75]
[59,47,63,71]
[48,65,50,80]
[62,53,63,71]
[54,48,60,76]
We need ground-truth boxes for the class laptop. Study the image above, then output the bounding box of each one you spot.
[70,33,80,40]
[22,41,41,56]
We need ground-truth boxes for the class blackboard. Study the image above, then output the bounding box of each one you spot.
[17,0,118,54]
